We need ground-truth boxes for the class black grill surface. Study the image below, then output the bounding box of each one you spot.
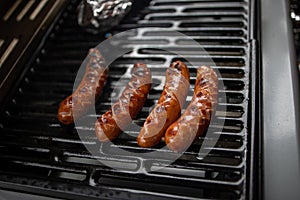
[0,0,255,199]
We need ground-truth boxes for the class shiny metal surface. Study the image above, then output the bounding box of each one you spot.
[261,0,300,199]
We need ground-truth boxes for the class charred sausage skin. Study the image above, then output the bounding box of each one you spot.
[165,66,218,152]
[58,48,108,125]
[137,61,190,148]
[95,63,151,142]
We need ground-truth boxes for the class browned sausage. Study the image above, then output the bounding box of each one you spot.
[95,63,151,142]
[58,48,108,125]
[165,66,218,152]
[137,61,190,147]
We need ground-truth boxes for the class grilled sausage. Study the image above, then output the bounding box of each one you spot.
[165,66,218,152]
[137,61,190,147]
[95,63,151,142]
[58,48,108,125]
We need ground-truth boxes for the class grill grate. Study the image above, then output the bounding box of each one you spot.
[0,0,68,105]
[0,0,254,199]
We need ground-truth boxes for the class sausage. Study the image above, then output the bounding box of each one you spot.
[95,63,151,142]
[137,61,190,147]
[165,66,218,152]
[58,48,108,125]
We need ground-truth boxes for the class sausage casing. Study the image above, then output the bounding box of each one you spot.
[165,66,218,152]
[95,63,151,142]
[137,61,190,147]
[58,48,108,125]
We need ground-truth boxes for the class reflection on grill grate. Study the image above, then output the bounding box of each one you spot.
[0,38,19,68]
[0,0,51,66]
[0,0,253,199]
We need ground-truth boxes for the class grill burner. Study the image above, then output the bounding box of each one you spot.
[0,0,255,199]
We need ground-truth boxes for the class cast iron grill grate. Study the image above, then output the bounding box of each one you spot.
[0,0,254,199]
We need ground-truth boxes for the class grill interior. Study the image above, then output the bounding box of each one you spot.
[0,0,254,199]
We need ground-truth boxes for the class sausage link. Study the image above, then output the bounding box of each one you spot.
[165,66,218,152]
[58,48,108,125]
[95,63,151,142]
[137,61,190,147]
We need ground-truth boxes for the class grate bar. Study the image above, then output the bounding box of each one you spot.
[2,0,22,21]
[29,0,49,21]
[16,0,35,22]
[0,40,4,50]
[0,38,19,68]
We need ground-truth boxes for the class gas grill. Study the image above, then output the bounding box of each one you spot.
[0,0,299,199]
